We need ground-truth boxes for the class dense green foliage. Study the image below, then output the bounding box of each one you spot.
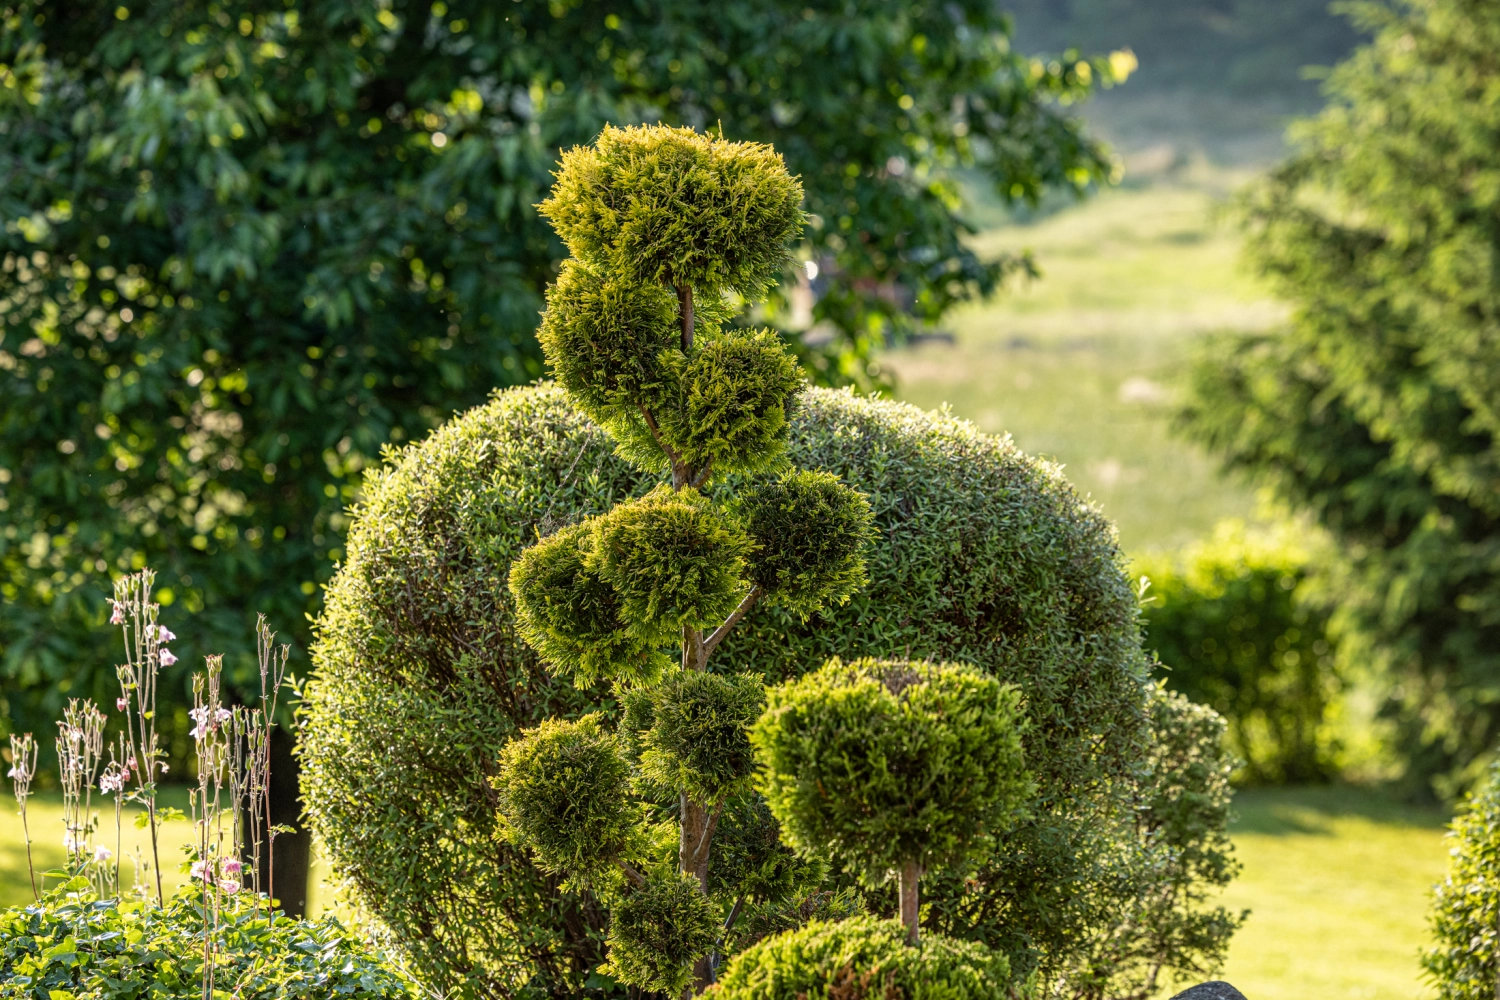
[1422,762,1500,999]
[300,384,1239,998]
[496,716,636,880]
[602,871,719,996]
[754,658,1028,879]
[498,124,879,995]
[1135,523,1340,784]
[1177,0,1500,797]
[0,879,414,1000]
[710,916,1010,1000]
[0,0,1125,763]
[739,472,877,616]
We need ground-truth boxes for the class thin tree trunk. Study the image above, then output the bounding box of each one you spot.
[898,860,922,946]
[678,283,694,351]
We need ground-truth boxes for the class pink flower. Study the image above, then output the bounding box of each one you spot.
[158,648,177,666]
[219,878,241,895]
[190,860,212,882]
[109,602,125,626]
[100,771,125,793]
[94,845,112,863]
[116,696,129,712]
[160,763,168,774]
[221,858,242,876]
[157,625,175,642]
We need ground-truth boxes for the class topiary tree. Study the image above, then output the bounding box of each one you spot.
[490,124,877,996]
[1422,760,1500,999]
[752,658,1030,946]
[301,384,1242,999]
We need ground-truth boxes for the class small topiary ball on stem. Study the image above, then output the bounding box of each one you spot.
[752,658,1031,945]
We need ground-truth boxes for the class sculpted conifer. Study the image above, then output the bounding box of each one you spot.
[497,125,875,995]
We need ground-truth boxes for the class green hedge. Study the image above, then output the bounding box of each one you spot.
[1135,522,1340,784]
[300,384,1236,998]
[1423,761,1500,998]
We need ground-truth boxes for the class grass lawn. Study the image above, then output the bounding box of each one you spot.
[886,168,1279,553]
[1216,786,1451,1000]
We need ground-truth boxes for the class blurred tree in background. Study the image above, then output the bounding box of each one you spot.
[0,0,1127,907]
[1136,522,1340,785]
[1178,0,1500,799]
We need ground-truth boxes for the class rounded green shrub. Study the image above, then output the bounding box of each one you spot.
[640,671,766,804]
[1135,521,1340,784]
[301,383,1234,997]
[508,521,670,684]
[602,870,720,996]
[1422,761,1500,999]
[708,795,826,907]
[740,471,876,616]
[539,125,803,295]
[709,916,1010,1000]
[754,658,1030,879]
[496,715,636,880]
[589,485,753,643]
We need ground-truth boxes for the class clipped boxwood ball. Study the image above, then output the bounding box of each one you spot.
[709,915,1010,1000]
[301,384,1165,998]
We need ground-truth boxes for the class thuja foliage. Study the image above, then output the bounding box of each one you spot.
[301,385,1240,999]
[1423,761,1500,999]
[491,125,876,996]
[0,879,415,1000]
[1135,522,1341,785]
[754,658,1029,944]
[710,915,1012,1000]
[1174,0,1500,798]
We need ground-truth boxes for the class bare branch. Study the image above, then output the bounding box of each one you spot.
[617,861,648,888]
[637,404,690,488]
[704,587,762,655]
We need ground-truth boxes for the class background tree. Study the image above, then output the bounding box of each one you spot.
[496,124,876,995]
[0,0,1128,905]
[1176,0,1500,798]
[752,657,1030,946]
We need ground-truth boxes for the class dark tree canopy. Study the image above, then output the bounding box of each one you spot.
[1177,0,1500,798]
[0,0,1124,753]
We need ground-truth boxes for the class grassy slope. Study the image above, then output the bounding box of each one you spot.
[885,168,1277,552]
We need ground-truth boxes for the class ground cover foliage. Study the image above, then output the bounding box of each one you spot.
[1177,0,1500,798]
[301,383,1240,1000]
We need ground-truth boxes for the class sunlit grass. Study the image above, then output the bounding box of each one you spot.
[1215,786,1449,1000]
[886,173,1279,552]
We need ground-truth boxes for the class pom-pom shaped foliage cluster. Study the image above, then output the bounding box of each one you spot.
[639,670,766,804]
[540,125,803,296]
[709,795,827,908]
[1422,761,1500,998]
[603,871,721,996]
[754,658,1031,878]
[534,125,806,485]
[302,385,1237,998]
[496,716,635,880]
[710,916,1011,1000]
[741,471,880,616]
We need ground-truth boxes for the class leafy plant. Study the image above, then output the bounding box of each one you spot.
[0,879,416,1000]
[1135,522,1341,784]
[490,124,876,995]
[1423,761,1500,999]
[753,658,1030,945]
